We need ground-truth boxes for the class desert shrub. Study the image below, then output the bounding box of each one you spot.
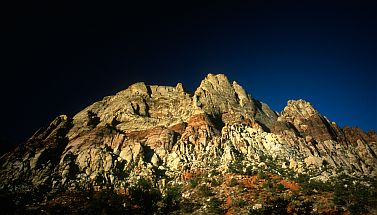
[245,166,257,175]
[198,184,214,197]
[229,161,244,174]
[179,199,196,213]
[295,173,377,214]
[211,169,220,176]
[296,174,333,194]
[276,183,286,191]
[333,175,377,215]
[229,178,238,187]
[158,184,182,214]
[233,198,247,208]
[248,198,290,215]
[128,178,162,214]
[306,180,333,192]
[229,161,256,176]
[248,196,313,215]
[86,189,126,214]
[288,200,313,215]
[208,197,225,214]
[210,178,223,187]
[238,182,247,192]
[189,178,200,188]
[262,179,273,191]
[257,170,268,179]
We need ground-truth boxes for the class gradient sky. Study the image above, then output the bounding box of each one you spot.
[1,1,376,152]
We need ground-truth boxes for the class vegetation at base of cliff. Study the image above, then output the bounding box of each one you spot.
[333,174,377,215]
[2,168,377,215]
[296,173,334,193]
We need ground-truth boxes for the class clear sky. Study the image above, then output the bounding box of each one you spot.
[1,1,376,152]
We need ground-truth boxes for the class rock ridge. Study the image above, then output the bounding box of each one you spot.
[0,73,376,214]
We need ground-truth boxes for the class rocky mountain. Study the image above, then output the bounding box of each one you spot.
[1,74,376,214]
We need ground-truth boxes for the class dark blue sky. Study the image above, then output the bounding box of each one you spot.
[1,1,376,151]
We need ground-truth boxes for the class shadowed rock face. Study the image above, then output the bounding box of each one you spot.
[279,100,338,142]
[0,74,376,212]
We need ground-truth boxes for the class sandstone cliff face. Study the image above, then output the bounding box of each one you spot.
[0,74,376,213]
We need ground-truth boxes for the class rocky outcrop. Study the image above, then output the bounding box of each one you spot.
[0,74,376,213]
[0,115,72,190]
[273,99,377,176]
[278,99,338,142]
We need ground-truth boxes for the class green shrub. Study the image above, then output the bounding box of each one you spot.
[333,175,377,215]
[245,166,257,175]
[179,199,196,213]
[230,178,238,187]
[159,184,182,214]
[198,184,214,197]
[248,198,290,215]
[262,180,273,191]
[297,174,333,194]
[276,183,286,191]
[229,161,256,176]
[189,178,200,188]
[86,189,126,214]
[128,178,162,214]
[257,171,268,179]
[208,197,225,214]
[233,198,247,208]
[211,169,220,176]
[210,178,223,187]
[229,161,244,174]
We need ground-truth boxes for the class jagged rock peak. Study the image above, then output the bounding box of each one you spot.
[195,73,253,99]
[192,74,260,125]
[278,99,343,143]
[121,82,150,97]
[282,99,319,119]
[197,74,234,93]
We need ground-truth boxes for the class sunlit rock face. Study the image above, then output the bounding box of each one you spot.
[1,74,376,214]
